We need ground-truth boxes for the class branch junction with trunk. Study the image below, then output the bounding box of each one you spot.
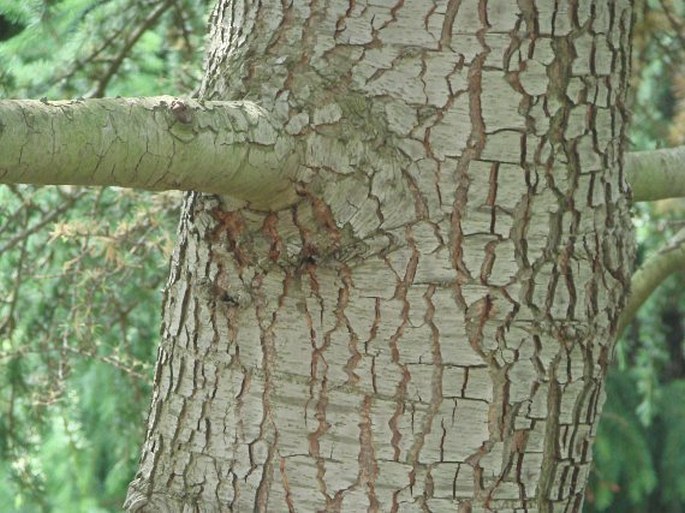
[2,96,684,206]
[1,95,685,345]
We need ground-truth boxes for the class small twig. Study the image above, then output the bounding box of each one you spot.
[0,210,31,336]
[0,189,86,254]
[88,0,175,98]
[171,0,194,56]
[0,345,152,380]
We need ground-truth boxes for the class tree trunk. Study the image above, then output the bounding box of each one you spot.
[125,1,635,512]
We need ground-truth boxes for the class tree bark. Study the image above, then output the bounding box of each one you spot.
[125,1,635,512]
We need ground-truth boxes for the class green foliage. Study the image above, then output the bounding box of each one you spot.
[588,371,657,511]
[659,380,685,509]
[0,0,211,510]
[0,186,180,512]
[0,0,209,99]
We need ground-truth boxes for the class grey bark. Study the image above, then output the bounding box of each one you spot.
[125,1,636,512]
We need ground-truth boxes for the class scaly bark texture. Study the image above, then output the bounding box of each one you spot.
[126,1,635,512]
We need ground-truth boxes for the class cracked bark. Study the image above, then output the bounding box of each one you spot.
[125,1,635,512]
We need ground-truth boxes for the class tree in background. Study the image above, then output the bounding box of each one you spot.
[0,1,680,512]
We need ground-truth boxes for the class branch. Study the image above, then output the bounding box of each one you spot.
[617,227,685,337]
[0,97,299,210]
[625,146,685,202]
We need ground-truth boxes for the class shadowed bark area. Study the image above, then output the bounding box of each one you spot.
[125,1,635,512]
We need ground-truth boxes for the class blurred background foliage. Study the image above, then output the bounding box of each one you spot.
[0,0,683,512]
[0,0,211,511]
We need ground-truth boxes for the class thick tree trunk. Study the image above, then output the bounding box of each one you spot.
[125,1,635,512]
